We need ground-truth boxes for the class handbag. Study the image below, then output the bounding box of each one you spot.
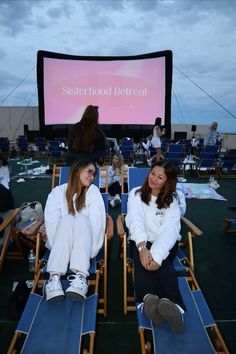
[18,201,44,225]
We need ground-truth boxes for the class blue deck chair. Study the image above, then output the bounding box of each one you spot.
[117,167,202,314]
[8,165,113,353]
[8,280,98,354]
[218,149,236,178]
[196,153,219,178]
[137,275,229,354]
[34,164,112,317]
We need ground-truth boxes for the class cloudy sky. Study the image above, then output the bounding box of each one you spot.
[0,0,235,132]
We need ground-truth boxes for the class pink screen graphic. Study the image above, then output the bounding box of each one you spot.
[43,57,166,125]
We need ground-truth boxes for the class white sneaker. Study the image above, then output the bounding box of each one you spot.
[147,158,152,167]
[109,198,116,208]
[66,273,88,301]
[46,275,65,302]
[113,194,121,206]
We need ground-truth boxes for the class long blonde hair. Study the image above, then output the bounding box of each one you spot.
[66,160,97,214]
[112,153,124,172]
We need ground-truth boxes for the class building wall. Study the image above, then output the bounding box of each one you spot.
[0,107,235,149]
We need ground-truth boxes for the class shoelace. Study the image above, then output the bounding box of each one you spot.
[67,274,87,290]
[49,276,62,290]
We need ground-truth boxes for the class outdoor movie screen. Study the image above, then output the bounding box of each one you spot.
[37,50,172,126]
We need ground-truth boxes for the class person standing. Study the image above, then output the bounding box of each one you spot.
[204,121,220,146]
[147,117,166,166]
[67,105,107,164]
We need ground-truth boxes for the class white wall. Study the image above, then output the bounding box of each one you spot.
[0,107,235,149]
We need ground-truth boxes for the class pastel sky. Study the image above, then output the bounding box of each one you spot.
[0,0,235,132]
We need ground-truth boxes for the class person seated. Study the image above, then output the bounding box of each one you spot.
[125,160,185,332]
[100,153,128,208]
[0,154,14,213]
[44,160,106,302]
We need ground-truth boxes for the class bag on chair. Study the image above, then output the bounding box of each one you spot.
[18,201,44,225]
[16,202,45,252]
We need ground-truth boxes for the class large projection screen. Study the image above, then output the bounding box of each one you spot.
[37,50,172,131]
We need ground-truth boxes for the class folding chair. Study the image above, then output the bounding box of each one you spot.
[117,167,202,314]
[8,165,113,353]
[0,209,25,272]
[224,217,236,235]
[137,274,229,354]
[196,153,219,178]
[7,281,99,354]
[218,149,236,178]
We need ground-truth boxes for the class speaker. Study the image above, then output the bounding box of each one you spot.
[23,124,29,137]
[174,131,187,141]
[191,125,196,132]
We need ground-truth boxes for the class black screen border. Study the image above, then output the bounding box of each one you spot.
[37,49,172,138]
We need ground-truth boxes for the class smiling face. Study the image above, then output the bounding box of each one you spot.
[148,165,167,196]
[78,163,96,188]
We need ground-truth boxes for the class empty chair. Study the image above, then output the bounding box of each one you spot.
[218,149,236,178]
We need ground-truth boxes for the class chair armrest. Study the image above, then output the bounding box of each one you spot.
[0,208,20,231]
[181,216,203,238]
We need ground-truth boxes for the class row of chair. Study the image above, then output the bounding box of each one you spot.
[2,165,230,353]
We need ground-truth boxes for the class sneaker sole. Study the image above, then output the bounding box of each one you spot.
[143,295,165,326]
[66,291,86,301]
[158,299,184,332]
[46,294,65,302]
[114,199,121,206]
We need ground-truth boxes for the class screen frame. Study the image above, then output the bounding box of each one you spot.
[37,49,173,138]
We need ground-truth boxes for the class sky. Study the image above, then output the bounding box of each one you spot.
[0,0,235,133]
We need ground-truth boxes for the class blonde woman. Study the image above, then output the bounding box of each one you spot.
[100,153,128,207]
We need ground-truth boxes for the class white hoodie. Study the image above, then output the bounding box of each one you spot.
[125,187,181,266]
[44,183,106,258]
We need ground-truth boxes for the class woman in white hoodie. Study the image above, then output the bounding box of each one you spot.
[125,160,185,332]
[44,160,106,302]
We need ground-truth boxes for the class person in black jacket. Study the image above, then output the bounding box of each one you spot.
[67,105,107,164]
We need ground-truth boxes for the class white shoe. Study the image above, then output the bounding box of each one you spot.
[147,158,152,167]
[66,273,88,301]
[46,275,65,302]
[113,194,121,206]
[109,198,116,208]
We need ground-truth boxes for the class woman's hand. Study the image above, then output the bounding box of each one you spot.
[139,248,152,270]
[148,260,160,271]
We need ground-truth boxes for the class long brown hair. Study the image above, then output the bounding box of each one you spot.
[66,160,97,214]
[69,105,100,152]
[136,160,177,209]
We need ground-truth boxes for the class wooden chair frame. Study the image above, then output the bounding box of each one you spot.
[224,217,236,235]
[0,208,25,272]
[138,271,229,354]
